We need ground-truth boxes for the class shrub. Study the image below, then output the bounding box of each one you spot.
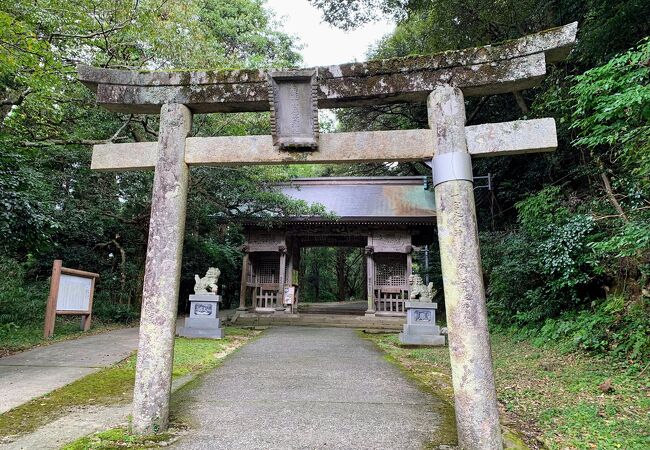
[92,297,139,324]
[533,295,649,363]
[0,257,47,326]
[0,256,139,330]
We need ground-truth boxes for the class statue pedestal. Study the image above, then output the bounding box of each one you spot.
[399,301,445,346]
[178,294,224,339]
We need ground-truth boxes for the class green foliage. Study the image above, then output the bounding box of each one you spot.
[307,0,407,31]
[311,0,650,363]
[537,214,595,288]
[483,187,599,324]
[533,296,650,362]
[571,39,650,183]
[92,299,140,324]
[0,151,57,256]
[311,0,650,64]
[199,0,300,68]
[0,257,46,326]
[516,186,571,237]
[300,247,364,302]
[0,0,306,327]
[483,179,649,362]
[367,331,650,449]
[590,220,650,259]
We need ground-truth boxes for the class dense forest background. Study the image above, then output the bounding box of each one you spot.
[1,0,648,363]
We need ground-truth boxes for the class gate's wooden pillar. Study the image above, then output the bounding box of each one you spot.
[361,248,367,307]
[238,247,249,311]
[286,243,295,313]
[428,86,502,449]
[132,103,192,434]
[364,247,375,315]
[276,246,287,311]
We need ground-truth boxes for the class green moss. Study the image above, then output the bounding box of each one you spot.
[0,360,135,439]
[362,330,650,449]
[358,331,458,448]
[502,426,529,449]
[0,328,259,441]
[62,436,94,450]
[61,426,178,449]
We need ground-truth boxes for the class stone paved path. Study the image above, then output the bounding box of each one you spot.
[173,327,448,450]
[0,327,139,414]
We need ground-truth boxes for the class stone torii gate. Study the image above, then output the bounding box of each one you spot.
[79,23,577,449]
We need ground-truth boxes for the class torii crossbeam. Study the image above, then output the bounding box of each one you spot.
[79,22,577,449]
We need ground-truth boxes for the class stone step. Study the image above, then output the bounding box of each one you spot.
[298,308,365,316]
[232,313,405,331]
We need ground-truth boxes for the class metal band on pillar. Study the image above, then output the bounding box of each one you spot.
[431,152,473,187]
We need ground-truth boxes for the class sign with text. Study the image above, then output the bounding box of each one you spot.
[57,275,93,311]
[283,286,295,305]
[268,69,319,151]
[44,260,99,338]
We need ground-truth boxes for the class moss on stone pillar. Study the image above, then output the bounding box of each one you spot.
[428,86,502,450]
[132,103,192,434]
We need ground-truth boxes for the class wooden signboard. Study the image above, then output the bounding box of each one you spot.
[44,260,99,338]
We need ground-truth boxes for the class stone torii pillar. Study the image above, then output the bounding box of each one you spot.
[76,23,577,440]
[132,103,192,434]
[429,85,501,449]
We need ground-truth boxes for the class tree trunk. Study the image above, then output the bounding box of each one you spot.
[512,90,530,114]
[336,248,347,301]
[600,171,628,222]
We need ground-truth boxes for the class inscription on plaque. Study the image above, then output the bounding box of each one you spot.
[194,302,213,316]
[268,69,319,151]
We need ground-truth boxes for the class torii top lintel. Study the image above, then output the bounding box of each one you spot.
[78,23,577,114]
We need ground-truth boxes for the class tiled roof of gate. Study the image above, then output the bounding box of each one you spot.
[278,176,435,222]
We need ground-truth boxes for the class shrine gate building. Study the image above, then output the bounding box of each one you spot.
[238,176,436,316]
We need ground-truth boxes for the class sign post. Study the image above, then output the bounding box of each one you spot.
[44,259,99,338]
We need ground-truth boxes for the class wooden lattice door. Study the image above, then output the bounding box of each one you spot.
[374,253,408,314]
[249,252,281,309]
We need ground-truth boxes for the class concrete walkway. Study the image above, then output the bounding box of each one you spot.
[173,327,450,449]
[0,327,139,414]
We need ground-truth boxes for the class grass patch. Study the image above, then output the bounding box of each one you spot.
[0,327,258,442]
[0,318,133,357]
[364,332,650,449]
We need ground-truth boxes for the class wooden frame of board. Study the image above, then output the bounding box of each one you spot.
[44,259,100,338]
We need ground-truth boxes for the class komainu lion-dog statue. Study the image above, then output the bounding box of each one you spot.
[408,274,436,302]
[194,267,221,294]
